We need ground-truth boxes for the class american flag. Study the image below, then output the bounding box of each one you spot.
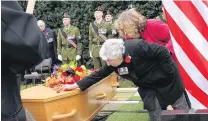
[162,0,208,109]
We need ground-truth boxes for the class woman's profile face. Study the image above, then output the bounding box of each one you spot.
[106,56,123,67]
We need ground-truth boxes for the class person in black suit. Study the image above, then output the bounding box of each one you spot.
[2,1,48,121]
[37,20,58,65]
[58,39,190,121]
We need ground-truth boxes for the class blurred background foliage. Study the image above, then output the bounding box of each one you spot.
[19,1,162,66]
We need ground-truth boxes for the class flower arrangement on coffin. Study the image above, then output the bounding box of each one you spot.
[44,61,90,91]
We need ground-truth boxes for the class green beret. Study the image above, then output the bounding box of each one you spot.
[63,12,72,18]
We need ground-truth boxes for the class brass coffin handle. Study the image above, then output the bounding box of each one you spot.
[96,92,107,100]
[112,82,119,87]
[52,109,77,120]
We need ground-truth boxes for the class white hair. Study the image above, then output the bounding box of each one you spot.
[99,39,125,60]
[37,20,45,26]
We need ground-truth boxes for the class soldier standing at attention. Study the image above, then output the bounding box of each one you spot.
[105,9,119,39]
[105,9,113,23]
[57,11,82,64]
[89,6,111,69]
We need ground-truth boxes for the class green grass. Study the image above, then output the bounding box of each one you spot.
[118,78,136,88]
[106,96,150,121]
[20,84,35,90]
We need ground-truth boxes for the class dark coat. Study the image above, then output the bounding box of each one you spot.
[43,28,58,64]
[1,1,48,120]
[77,39,185,108]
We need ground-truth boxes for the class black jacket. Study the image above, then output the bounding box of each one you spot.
[1,1,48,120]
[43,28,58,64]
[77,39,185,108]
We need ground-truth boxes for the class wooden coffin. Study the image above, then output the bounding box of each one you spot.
[21,73,118,121]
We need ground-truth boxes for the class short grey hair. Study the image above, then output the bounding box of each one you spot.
[99,39,125,61]
[37,20,45,26]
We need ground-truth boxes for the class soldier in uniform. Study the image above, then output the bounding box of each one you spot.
[88,6,111,69]
[57,11,82,64]
[105,9,119,39]
[105,9,113,23]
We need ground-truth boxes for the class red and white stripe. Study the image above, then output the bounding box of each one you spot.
[162,0,208,109]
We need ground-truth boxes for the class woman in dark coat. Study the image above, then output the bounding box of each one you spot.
[59,39,190,121]
[1,1,48,121]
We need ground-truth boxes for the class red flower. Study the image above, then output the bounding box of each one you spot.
[75,67,84,72]
[125,56,131,63]
[73,75,81,82]
[62,72,67,76]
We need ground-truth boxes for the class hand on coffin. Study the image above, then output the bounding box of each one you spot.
[57,83,79,93]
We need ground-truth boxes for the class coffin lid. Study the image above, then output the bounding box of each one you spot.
[21,86,81,103]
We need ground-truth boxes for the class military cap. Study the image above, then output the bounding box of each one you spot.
[95,5,104,12]
[106,9,112,15]
[63,11,72,18]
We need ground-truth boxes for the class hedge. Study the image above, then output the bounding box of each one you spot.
[19,1,162,66]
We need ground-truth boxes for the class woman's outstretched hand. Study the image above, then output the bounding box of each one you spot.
[57,83,79,93]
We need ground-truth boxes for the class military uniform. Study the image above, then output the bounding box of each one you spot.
[88,6,112,69]
[57,13,82,64]
[107,21,119,39]
[89,20,111,69]
[105,10,119,39]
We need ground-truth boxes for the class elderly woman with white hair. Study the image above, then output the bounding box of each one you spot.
[58,38,190,121]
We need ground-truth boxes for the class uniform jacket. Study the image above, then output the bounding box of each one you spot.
[57,26,82,61]
[89,20,111,57]
[77,39,185,108]
[1,1,48,120]
[106,22,119,39]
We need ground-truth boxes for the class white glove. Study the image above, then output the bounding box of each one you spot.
[76,55,81,61]
[90,51,92,58]
[58,55,62,61]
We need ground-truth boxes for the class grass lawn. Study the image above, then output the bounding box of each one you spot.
[20,84,43,90]
[118,78,136,88]
[20,84,34,90]
[106,96,150,121]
